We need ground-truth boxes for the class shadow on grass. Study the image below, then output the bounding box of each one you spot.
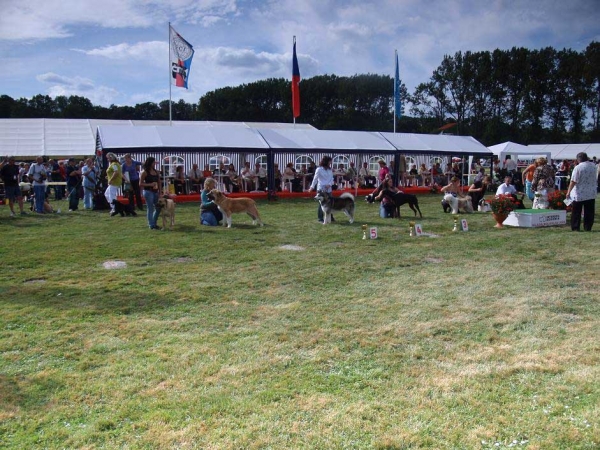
[0,372,63,415]
[4,283,180,316]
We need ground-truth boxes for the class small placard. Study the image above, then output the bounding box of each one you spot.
[370,227,378,239]
[414,223,423,236]
[461,219,468,231]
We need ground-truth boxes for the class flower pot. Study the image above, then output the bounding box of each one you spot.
[492,212,508,228]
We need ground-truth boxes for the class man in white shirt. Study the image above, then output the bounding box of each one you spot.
[566,152,597,231]
[495,175,518,196]
[504,156,517,173]
[187,163,202,192]
[27,156,48,214]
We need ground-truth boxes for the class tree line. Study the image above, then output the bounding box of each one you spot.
[0,42,598,146]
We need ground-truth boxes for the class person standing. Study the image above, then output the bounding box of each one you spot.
[377,160,390,183]
[566,152,597,232]
[27,156,48,214]
[504,155,517,175]
[66,158,81,211]
[104,153,122,214]
[0,156,27,216]
[308,155,334,223]
[531,157,556,195]
[522,160,538,201]
[122,154,143,211]
[81,158,97,210]
[139,157,162,230]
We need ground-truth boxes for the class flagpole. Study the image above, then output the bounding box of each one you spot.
[293,36,296,127]
[169,22,172,125]
[393,49,397,134]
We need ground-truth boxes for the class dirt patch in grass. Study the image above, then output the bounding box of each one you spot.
[173,257,194,263]
[103,260,127,269]
[24,278,46,284]
[279,245,305,251]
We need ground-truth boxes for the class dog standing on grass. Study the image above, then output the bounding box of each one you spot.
[314,190,355,224]
[156,195,176,230]
[208,189,263,228]
[365,191,422,218]
[110,199,137,217]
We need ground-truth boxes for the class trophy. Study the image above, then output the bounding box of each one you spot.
[409,221,415,237]
[453,215,459,232]
[362,224,367,240]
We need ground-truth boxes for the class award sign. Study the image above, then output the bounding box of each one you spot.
[414,223,423,236]
[370,227,378,239]
[461,219,468,231]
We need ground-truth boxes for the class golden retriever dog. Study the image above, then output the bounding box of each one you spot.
[208,189,263,228]
[156,195,176,230]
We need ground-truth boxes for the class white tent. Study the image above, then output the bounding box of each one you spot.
[527,143,600,160]
[97,125,271,151]
[0,119,316,158]
[258,129,396,152]
[488,141,551,167]
[383,133,491,155]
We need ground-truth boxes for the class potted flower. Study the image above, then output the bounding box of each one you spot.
[547,190,571,211]
[489,194,516,228]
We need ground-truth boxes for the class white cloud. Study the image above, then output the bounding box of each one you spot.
[0,0,240,41]
[75,41,166,65]
[36,72,120,106]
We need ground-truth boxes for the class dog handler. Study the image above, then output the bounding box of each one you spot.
[139,156,162,230]
[104,153,123,215]
[308,155,334,223]
[566,152,597,232]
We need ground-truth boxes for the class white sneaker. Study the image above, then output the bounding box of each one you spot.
[10,211,16,217]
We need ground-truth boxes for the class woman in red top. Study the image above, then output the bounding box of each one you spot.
[377,160,390,183]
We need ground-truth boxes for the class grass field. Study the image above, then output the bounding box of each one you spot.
[1,194,598,449]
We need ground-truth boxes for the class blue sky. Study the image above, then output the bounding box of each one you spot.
[0,0,598,108]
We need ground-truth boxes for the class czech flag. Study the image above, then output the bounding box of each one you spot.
[292,37,301,118]
[170,25,194,89]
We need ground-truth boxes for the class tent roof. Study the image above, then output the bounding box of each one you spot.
[257,129,396,152]
[0,119,315,157]
[2,118,492,158]
[97,125,270,150]
[488,141,531,155]
[527,143,600,160]
[382,133,491,155]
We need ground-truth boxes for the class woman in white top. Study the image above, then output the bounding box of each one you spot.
[308,155,334,222]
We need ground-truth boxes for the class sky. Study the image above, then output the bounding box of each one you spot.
[1,0,599,109]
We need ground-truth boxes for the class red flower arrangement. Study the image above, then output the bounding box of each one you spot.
[547,190,571,211]
[490,194,517,215]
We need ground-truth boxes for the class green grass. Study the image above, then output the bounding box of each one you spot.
[1,195,599,449]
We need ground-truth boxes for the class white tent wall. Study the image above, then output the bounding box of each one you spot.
[96,124,492,192]
[488,141,552,168]
[527,143,600,160]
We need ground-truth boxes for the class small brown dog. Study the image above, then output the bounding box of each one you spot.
[156,195,176,230]
[208,189,263,228]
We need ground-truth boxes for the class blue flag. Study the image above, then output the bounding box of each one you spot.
[394,51,401,119]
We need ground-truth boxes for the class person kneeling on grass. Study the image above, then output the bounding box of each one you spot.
[200,177,223,226]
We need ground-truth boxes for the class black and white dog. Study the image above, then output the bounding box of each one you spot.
[366,190,422,218]
[110,199,138,217]
[315,190,355,224]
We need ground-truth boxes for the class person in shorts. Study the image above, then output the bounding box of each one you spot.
[0,156,27,216]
